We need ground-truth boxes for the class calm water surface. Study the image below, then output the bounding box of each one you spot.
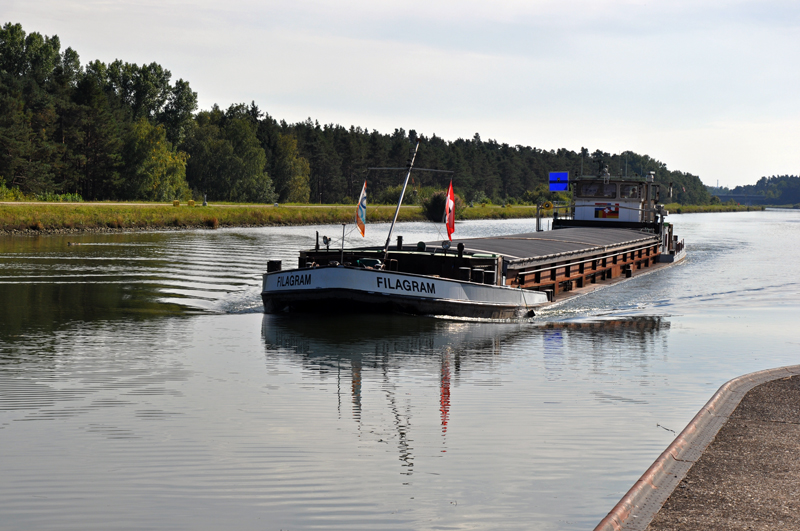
[1,211,799,530]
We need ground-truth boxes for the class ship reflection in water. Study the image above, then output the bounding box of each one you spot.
[261,313,670,478]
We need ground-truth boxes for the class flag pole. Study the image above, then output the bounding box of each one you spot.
[382,140,420,264]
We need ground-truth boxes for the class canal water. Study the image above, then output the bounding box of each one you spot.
[1,210,798,530]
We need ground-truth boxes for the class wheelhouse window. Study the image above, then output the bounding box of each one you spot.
[578,182,616,198]
[620,184,639,199]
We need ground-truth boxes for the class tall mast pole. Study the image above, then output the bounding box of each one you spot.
[383,140,420,264]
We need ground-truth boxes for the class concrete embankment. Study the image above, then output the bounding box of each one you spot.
[595,365,800,531]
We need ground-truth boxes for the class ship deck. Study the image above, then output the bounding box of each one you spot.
[438,226,665,298]
[440,227,660,265]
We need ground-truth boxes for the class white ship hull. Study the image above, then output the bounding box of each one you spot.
[262,265,549,319]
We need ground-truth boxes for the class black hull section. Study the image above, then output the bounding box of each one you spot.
[262,288,531,319]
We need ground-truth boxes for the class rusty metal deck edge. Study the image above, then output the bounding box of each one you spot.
[594,364,800,531]
[542,253,683,310]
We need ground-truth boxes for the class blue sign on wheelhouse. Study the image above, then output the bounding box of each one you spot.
[549,171,569,192]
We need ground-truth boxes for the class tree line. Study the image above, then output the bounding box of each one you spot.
[1,22,711,206]
[728,175,800,205]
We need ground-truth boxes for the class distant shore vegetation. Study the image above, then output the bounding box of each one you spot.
[0,202,545,233]
[663,203,765,214]
[0,21,790,218]
[706,175,800,206]
[0,201,762,235]
[0,203,418,233]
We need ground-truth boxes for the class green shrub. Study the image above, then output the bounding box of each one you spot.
[376,184,405,205]
[0,180,33,201]
[470,190,490,205]
[421,191,465,222]
[34,191,83,202]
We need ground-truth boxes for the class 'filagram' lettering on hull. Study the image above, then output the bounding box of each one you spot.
[274,272,436,294]
[377,276,436,294]
[277,273,312,287]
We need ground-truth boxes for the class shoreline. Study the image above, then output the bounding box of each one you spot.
[0,202,539,235]
[0,224,226,236]
[0,203,422,235]
[0,202,761,236]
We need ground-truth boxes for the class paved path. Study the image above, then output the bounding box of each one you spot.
[646,374,800,530]
[595,367,800,531]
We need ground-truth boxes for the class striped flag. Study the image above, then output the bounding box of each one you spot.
[356,180,367,237]
[445,181,455,241]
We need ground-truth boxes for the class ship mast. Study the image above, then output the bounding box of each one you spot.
[365,141,452,265]
[382,140,420,263]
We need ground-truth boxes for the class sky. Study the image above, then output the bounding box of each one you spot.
[6,0,800,188]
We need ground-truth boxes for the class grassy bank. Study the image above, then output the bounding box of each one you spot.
[0,203,425,233]
[0,201,557,233]
[663,203,766,214]
[0,201,766,234]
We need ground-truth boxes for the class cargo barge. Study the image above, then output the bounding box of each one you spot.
[262,159,685,318]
